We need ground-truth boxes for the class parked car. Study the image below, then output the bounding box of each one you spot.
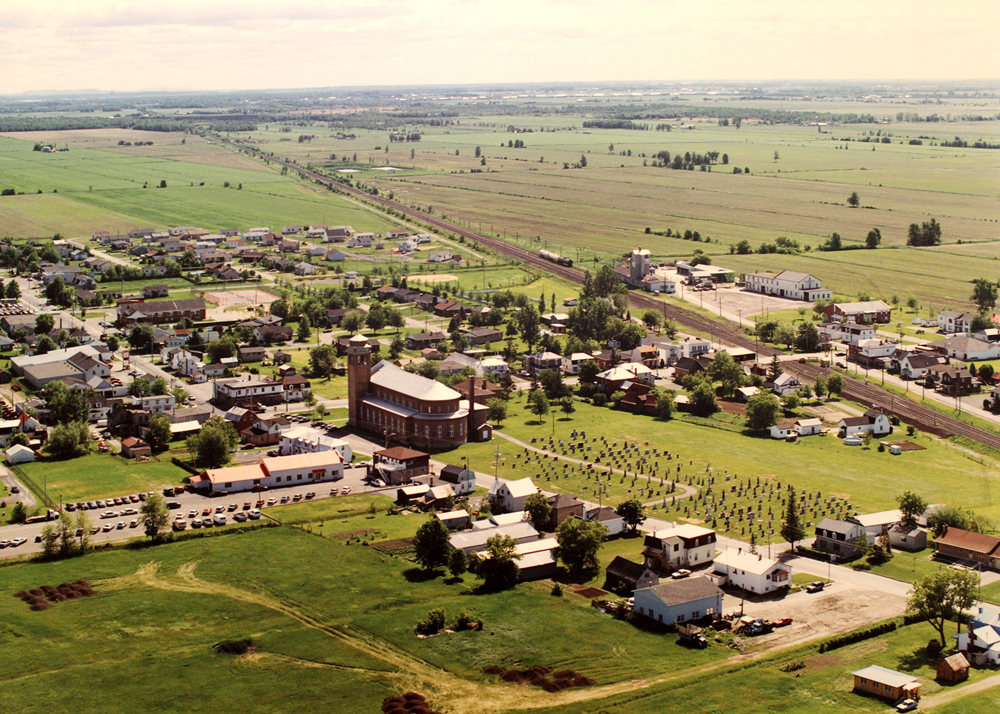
[771,617,793,628]
[805,581,826,593]
[671,569,692,579]
[896,700,918,712]
[248,509,261,520]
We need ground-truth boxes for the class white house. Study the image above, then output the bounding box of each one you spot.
[744,270,831,301]
[633,577,725,626]
[479,356,509,378]
[488,477,538,513]
[294,262,318,276]
[838,409,892,438]
[795,417,823,436]
[585,506,625,536]
[713,549,791,594]
[842,324,877,346]
[428,251,452,263]
[279,426,352,463]
[562,352,593,375]
[642,524,717,571]
[898,351,945,380]
[326,250,348,262]
[956,606,1000,665]
[771,372,800,396]
[680,339,711,359]
[134,394,175,414]
[770,421,796,440]
[938,335,1000,362]
[438,464,477,496]
[938,311,975,334]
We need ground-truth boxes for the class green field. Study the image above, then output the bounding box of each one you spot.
[13,453,190,503]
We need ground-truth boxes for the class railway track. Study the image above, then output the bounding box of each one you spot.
[249,145,1000,453]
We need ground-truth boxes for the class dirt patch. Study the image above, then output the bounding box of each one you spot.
[570,586,608,599]
[802,654,843,672]
[408,274,458,284]
[718,399,747,416]
[486,666,595,693]
[14,580,97,610]
[331,529,381,540]
[370,538,415,556]
[881,440,926,451]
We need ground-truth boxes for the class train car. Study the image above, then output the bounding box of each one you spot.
[539,249,573,267]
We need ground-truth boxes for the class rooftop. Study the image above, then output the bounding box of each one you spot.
[640,577,723,606]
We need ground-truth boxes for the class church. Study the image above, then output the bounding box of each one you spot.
[347,334,492,449]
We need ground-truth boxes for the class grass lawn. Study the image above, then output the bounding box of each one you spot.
[862,548,945,585]
[13,453,190,504]
[446,399,1000,541]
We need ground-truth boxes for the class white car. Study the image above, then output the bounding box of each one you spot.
[248,509,261,520]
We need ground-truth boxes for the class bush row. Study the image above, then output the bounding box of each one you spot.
[818,621,896,653]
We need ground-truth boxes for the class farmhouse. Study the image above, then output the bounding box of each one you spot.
[771,372,800,396]
[744,270,830,301]
[712,550,790,594]
[633,578,724,626]
[938,311,975,334]
[897,351,945,380]
[437,464,477,496]
[933,526,1000,569]
[585,506,625,536]
[488,477,538,514]
[824,300,892,324]
[814,518,866,559]
[838,409,892,438]
[642,524,717,573]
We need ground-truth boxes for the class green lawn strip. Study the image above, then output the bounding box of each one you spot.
[13,453,190,504]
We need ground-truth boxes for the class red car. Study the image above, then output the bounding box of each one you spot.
[771,617,793,628]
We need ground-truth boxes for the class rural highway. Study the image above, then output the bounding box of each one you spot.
[231,140,1000,453]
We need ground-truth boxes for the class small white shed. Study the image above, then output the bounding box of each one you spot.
[5,444,35,464]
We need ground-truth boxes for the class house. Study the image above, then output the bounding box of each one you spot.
[438,464,477,496]
[435,510,471,529]
[439,352,480,377]
[562,352,594,376]
[427,251,452,263]
[237,346,267,364]
[771,372,800,396]
[824,300,892,324]
[744,270,831,301]
[450,522,542,557]
[488,477,538,513]
[212,376,284,409]
[255,324,293,344]
[795,417,822,436]
[938,311,975,334]
[326,250,348,262]
[838,409,892,438]
[841,324,878,346]
[463,327,503,346]
[769,421,796,440]
[524,351,563,377]
[937,653,970,684]
[421,484,456,510]
[433,300,463,319]
[814,518,867,558]
[596,363,655,393]
[605,556,660,595]
[933,526,1000,569]
[956,606,1000,664]
[142,285,170,299]
[849,338,898,368]
[279,426,351,462]
[889,524,928,552]
[633,577,725,626]
[191,450,344,494]
[281,374,311,402]
[547,493,585,527]
[852,665,921,703]
[371,447,430,485]
[240,415,290,447]
[585,506,625,537]
[479,357,508,378]
[294,262,318,276]
[936,335,1000,362]
[135,394,175,414]
[939,367,976,395]
[117,298,207,325]
[712,549,791,594]
[453,377,503,406]
[407,331,447,351]
[898,351,946,380]
[120,437,152,459]
[642,524,717,573]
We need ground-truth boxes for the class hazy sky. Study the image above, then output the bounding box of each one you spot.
[1,0,997,94]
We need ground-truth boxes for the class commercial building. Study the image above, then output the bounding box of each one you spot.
[744,270,831,301]
[117,298,207,325]
[191,450,344,494]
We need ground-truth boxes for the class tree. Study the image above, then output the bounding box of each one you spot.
[578,360,600,384]
[971,278,998,314]
[448,548,467,578]
[517,304,542,353]
[708,351,743,396]
[43,382,89,424]
[907,569,979,646]
[814,375,827,400]
[128,376,151,397]
[297,314,312,342]
[768,355,783,382]
[907,218,942,247]
[10,502,27,524]
[40,524,58,558]
[5,280,20,299]
[309,344,337,378]
[560,396,576,418]
[780,485,806,550]
[34,313,54,335]
[906,297,919,312]
[783,392,801,411]
[412,517,451,571]
[147,414,172,452]
[57,510,77,555]
[538,369,567,399]
[579,154,587,168]
[473,534,521,591]
[745,392,782,432]
[523,493,553,530]
[823,372,843,399]
[106,334,120,352]
[556,518,607,578]
[341,310,364,334]
[655,389,675,420]
[847,191,860,208]
[895,491,928,531]
[688,379,718,417]
[47,421,91,459]
[795,322,821,353]
[642,310,663,331]
[485,397,507,426]
[186,416,239,468]
[615,499,646,533]
[127,324,155,353]
[774,324,796,350]
[205,336,237,363]
[74,510,92,553]
[33,334,57,355]
[865,228,881,249]
[616,323,647,351]
[139,492,170,540]
[527,389,549,421]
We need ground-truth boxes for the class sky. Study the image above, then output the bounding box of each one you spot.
[0,0,997,94]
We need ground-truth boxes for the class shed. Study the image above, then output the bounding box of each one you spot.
[4,444,35,464]
[605,556,660,595]
[937,653,970,683]
[120,437,152,459]
[435,509,470,529]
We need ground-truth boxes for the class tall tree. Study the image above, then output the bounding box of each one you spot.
[780,485,806,550]
[826,373,844,398]
[708,351,743,396]
[412,517,452,571]
[147,414,172,452]
[907,569,978,646]
[615,499,646,533]
[473,534,521,591]
[523,493,553,530]
[865,227,881,248]
[556,518,607,578]
[517,304,542,353]
[971,278,998,314]
[847,191,860,208]
[745,392,782,432]
[297,314,312,342]
[527,390,550,421]
[139,492,170,540]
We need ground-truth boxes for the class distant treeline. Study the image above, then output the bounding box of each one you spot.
[582,120,649,130]
[0,116,258,133]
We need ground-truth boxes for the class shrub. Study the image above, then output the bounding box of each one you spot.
[213,638,256,655]
[818,621,896,652]
[551,582,564,597]
[592,393,608,407]
[416,608,447,635]
[926,639,943,657]
[453,609,483,631]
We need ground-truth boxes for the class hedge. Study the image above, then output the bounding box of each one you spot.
[818,621,896,652]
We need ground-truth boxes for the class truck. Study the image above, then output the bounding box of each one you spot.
[25,509,59,524]
[737,616,767,636]
[678,624,708,649]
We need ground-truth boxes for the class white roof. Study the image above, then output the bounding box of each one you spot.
[655,524,715,541]
[851,665,918,688]
[281,426,339,448]
[370,360,461,401]
[502,477,538,498]
[853,509,901,528]
[5,444,34,458]
[436,509,469,521]
[796,418,822,427]
[773,372,797,386]
[480,357,507,367]
[598,362,653,380]
[567,352,593,361]
[11,344,102,370]
[449,521,539,550]
[714,549,782,576]
[835,300,891,313]
[515,537,558,555]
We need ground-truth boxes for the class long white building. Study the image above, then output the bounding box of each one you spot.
[191,451,344,493]
[744,270,830,302]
